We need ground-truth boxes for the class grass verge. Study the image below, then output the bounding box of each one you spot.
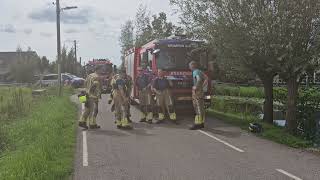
[207,109,312,148]
[0,91,77,180]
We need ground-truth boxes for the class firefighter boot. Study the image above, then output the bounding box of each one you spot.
[140,113,147,122]
[116,120,122,129]
[79,122,88,129]
[89,117,101,129]
[146,112,153,124]
[170,112,178,124]
[121,118,132,130]
[79,117,88,129]
[189,115,204,130]
[155,113,165,124]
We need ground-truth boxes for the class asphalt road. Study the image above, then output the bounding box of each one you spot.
[73,95,320,180]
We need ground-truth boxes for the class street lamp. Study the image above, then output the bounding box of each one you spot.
[55,0,77,96]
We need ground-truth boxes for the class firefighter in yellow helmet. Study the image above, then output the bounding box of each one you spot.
[79,66,102,129]
[152,69,177,124]
[111,69,133,129]
[189,61,207,130]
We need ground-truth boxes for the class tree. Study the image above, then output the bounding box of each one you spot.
[135,4,153,47]
[274,1,320,133]
[119,20,135,63]
[61,46,68,73]
[151,12,174,39]
[172,0,320,131]
[10,49,39,83]
[171,0,282,123]
[39,56,50,74]
[16,45,22,52]
[67,48,75,74]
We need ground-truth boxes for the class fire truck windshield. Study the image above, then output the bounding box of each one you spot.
[156,47,207,70]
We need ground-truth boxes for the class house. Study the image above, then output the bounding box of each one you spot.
[0,51,38,82]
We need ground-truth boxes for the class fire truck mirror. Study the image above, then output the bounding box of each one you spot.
[152,49,160,54]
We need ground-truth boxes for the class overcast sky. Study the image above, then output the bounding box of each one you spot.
[0,0,178,65]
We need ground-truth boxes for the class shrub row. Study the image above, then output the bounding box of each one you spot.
[213,86,320,142]
[214,85,265,99]
[274,87,320,141]
[212,96,263,116]
[214,84,287,100]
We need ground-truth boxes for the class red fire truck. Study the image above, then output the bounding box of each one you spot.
[124,35,212,108]
[85,59,114,94]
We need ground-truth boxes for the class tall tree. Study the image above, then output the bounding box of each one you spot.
[61,46,68,73]
[67,48,75,74]
[119,20,135,63]
[39,56,50,74]
[172,0,320,131]
[171,0,281,123]
[135,4,153,47]
[151,12,174,39]
[274,1,320,133]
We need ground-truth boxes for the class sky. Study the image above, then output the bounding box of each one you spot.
[0,0,178,66]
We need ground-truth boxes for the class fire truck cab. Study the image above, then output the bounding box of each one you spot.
[85,59,114,94]
[125,35,212,108]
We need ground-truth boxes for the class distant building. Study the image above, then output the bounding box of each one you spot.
[0,51,38,82]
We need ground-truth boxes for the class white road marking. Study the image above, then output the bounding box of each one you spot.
[82,131,88,167]
[198,130,245,153]
[276,169,303,180]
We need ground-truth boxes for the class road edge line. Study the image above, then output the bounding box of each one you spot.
[82,131,88,167]
[198,130,245,153]
[276,169,302,180]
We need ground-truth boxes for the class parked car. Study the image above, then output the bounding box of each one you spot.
[64,73,85,88]
[39,73,84,88]
[40,74,59,86]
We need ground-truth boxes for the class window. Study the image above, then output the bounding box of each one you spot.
[140,52,149,67]
[43,75,58,80]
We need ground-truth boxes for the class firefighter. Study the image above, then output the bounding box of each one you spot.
[136,64,154,123]
[109,69,133,121]
[152,69,177,124]
[111,69,132,129]
[79,66,102,129]
[189,61,207,130]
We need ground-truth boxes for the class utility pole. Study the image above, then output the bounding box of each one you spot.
[55,2,77,96]
[56,0,62,96]
[74,40,77,74]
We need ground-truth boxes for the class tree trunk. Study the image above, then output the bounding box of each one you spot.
[286,75,299,134]
[262,77,274,124]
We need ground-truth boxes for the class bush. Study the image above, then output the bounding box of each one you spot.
[212,96,262,116]
[273,87,320,141]
[214,85,264,98]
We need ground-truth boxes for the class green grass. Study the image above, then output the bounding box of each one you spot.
[0,87,33,121]
[208,109,312,148]
[0,91,77,180]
